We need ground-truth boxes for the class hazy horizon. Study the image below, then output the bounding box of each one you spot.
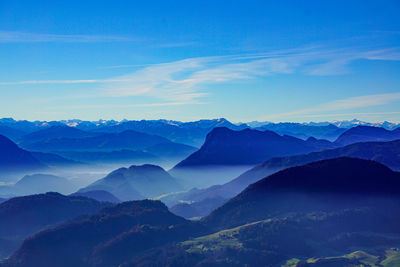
[1,117,400,124]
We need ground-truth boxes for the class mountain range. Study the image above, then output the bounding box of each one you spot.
[69,190,121,203]
[255,122,346,140]
[17,125,103,148]
[170,127,336,188]
[79,164,182,201]
[131,158,400,266]
[4,158,400,266]
[334,125,400,145]
[0,135,45,177]
[17,128,197,165]
[174,127,334,168]
[0,174,77,196]
[170,139,400,218]
[1,117,398,148]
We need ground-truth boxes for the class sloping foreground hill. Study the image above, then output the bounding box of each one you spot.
[125,158,400,266]
[131,210,400,266]
[4,200,209,267]
[204,157,400,229]
[335,125,400,146]
[79,164,182,201]
[0,135,45,176]
[173,139,400,218]
[282,249,400,267]
[0,192,111,258]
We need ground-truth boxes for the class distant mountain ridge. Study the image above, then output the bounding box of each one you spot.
[80,164,182,201]
[0,174,77,196]
[173,127,335,168]
[70,190,120,203]
[20,130,171,151]
[172,139,400,218]
[2,117,398,148]
[334,125,400,145]
[255,122,346,140]
[0,135,45,175]
[18,125,103,147]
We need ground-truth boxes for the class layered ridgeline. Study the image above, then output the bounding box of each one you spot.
[92,118,247,147]
[0,125,26,142]
[174,127,334,167]
[0,192,111,258]
[255,122,347,140]
[0,174,77,197]
[79,164,182,201]
[126,158,400,266]
[0,134,82,180]
[334,125,400,146]
[170,127,335,188]
[4,200,209,267]
[0,118,246,147]
[0,135,45,177]
[70,190,120,203]
[204,157,400,229]
[21,129,172,151]
[2,117,399,147]
[171,139,400,218]
[3,158,400,266]
[17,125,103,148]
[19,128,197,164]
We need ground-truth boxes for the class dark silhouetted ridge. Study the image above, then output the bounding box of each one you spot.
[204,157,400,229]
[6,200,208,267]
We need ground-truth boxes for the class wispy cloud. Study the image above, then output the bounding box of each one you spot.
[1,45,400,104]
[45,101,206,110]
[262,93,400,120]
[0,31,137,43]
[98,46,400,102]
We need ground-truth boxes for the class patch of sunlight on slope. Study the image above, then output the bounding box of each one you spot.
[381,249,400,267]
[283,249,400,267]
[180,219,269,253]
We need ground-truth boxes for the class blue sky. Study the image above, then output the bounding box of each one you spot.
[0,0,399,122]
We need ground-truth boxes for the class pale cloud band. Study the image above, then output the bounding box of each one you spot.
[1,45,399,105]
[263,93,400,120]
[0,31,137,43]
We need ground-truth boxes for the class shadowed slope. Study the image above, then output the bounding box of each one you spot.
[204,157,400,229]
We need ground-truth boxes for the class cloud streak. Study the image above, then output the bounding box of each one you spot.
[263,93,400,120]
[0,31,138,43]
[1,45,400,104]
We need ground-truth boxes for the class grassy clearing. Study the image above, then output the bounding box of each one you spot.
[381,249,400,267]
[283,249,400,267]
[181,220,268,253]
